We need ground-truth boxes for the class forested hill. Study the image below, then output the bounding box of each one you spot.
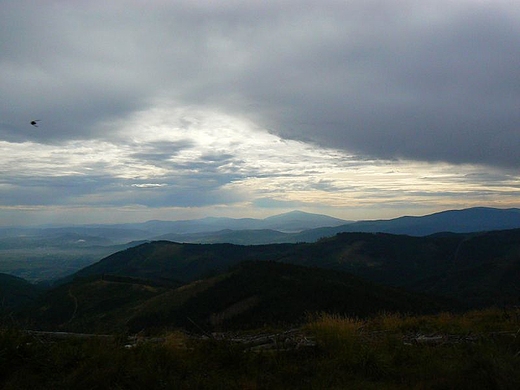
[22,261,452,333]
[72,228,520,309]
[0,273,43,311]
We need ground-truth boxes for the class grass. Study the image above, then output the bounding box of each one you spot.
[305,309,520,389]
[1,308,519,389]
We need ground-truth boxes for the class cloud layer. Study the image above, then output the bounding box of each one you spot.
[1,1,519,224]
[2,1,520,165]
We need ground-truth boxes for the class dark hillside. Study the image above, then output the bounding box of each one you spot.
[128,261,452,332]
[22,261,452,333]
[69,229,520,309]
[412,229,520,306]
[283,230,520,307]
[0,273,43,315]
[76,234,458,288]
[73,240,296,283]
[280,232,462,287]
[23,275,172,333]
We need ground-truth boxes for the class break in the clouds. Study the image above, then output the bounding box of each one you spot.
[1,104,519,224]
[1,0,520,224]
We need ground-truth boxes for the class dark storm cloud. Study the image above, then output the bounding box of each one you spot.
[1,1,519,167]
[236,2,520,168]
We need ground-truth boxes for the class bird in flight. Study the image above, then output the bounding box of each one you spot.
[30,120,40,127]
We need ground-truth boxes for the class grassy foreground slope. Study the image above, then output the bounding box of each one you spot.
[2,308,519,389]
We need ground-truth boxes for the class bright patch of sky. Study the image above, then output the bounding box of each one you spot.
[1,102,518,225]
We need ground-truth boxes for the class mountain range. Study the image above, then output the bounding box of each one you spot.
[310,207,520,237]
[2,207,520,247]
[0,210,347,242]
[3,207,520,283]
[6,224,517,333]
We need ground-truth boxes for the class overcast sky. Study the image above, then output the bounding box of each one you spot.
[1,0,520,226]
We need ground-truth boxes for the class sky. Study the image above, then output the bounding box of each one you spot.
[1,0,520,226]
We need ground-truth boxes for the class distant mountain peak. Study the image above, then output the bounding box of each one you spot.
[264,210,346,221]
[273,210,311,216]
